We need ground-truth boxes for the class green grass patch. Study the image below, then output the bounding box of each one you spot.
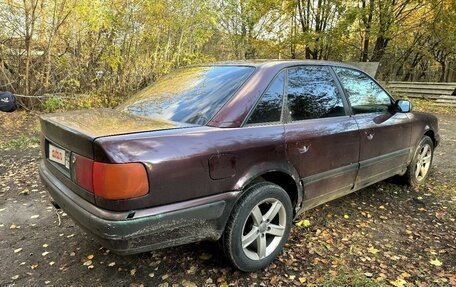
[2,135,40,149]
[320,270,388,287]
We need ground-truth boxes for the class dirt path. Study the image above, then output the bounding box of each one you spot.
[0,112,455,287]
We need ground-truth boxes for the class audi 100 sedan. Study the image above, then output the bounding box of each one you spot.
[39,60,439,271]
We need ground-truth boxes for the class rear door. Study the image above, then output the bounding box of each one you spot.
[283,65,360,210]
[332,67,412,189]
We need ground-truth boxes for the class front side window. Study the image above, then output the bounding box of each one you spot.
[333,67,392,114]
[118,66,254,125]
[287,66,345,121]
[246,70,285,125]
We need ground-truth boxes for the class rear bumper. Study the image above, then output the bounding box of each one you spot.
[38,160,238,254]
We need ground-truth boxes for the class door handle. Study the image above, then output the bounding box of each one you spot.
[298,144,311,154]
[365,130,375,140]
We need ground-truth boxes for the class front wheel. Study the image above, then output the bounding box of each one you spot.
[221,182,292,271]
[403,136,434,186]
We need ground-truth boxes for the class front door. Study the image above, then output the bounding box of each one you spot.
[284,65,360,210]
[333,67,412,189]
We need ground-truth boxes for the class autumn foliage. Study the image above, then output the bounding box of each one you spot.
[0,0,455,110]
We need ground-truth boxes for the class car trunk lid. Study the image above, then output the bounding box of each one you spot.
[40,108,187,159]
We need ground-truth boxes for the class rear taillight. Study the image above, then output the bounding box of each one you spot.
[73,154,93,192]
[93,162,149,200]
[73,154,149,200]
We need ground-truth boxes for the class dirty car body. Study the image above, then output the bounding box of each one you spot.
[39,61,439,265]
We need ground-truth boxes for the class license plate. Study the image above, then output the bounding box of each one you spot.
[49,144,70,169]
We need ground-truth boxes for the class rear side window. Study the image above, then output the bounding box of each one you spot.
[246,71,285,125]
[333,67,392,114]
[118,66,254,125]
[287,66,345,121]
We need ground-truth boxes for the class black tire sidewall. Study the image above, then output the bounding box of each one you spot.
[224,182,293,272]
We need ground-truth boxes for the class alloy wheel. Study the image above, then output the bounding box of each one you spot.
[415,143,432,181]
[241,198,287,261]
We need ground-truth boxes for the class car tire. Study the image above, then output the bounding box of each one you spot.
[221,182,292,272]
[403,136,434,187]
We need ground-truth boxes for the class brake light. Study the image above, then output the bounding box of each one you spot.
[73,154,149,200]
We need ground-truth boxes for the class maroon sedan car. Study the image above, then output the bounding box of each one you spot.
[39,60,439,271]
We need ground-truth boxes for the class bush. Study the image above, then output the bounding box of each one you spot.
[43,97,67,112]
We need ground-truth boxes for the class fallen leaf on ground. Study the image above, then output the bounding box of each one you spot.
[199,253,212,260]
[187,265,197,274]
[83,260,92,266]
[367,246,380,254]
[389,278,407,287]
[182,280,197,287]
[430,258,443,266]
[401,272,410,278]
[295,219,311,227]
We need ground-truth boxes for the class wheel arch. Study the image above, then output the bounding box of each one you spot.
[424,129,436,147]
[234,165,303,217]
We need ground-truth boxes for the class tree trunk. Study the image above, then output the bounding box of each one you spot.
[402,53,423,81]
[23,0,39,109]
[371,36,389,62]
[361,0,374,62]
[439,61,446,82]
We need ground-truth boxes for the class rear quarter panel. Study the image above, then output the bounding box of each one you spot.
[94,124,295,211]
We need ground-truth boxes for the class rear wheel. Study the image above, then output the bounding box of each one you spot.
[222,182,292,271]
[404,136,434,186]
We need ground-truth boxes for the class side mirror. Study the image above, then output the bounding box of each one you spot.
[396,99,412,113]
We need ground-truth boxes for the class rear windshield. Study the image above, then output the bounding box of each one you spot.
[118,66,254,125]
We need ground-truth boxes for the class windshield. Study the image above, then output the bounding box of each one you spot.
[118,65,255,125]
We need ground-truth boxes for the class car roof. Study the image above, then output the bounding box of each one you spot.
[210,59,358,70]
